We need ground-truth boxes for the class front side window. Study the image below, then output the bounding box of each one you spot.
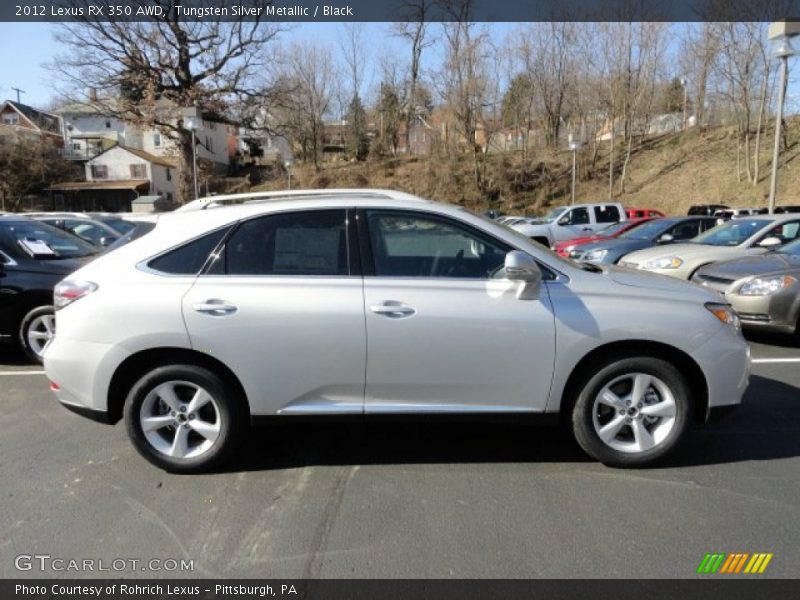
[366,211,510,279]
[667,220,701,240]
[214,210,349,276]
[561,207,590,225]
[763,221,800,244]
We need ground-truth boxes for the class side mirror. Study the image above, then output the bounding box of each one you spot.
[505,250,542,300]
[557,216,570,226]
[758,236,782,249]
[657,233,674,243]
[99,236,117,247]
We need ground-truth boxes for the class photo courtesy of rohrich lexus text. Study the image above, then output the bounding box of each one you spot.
[0,1,799,599]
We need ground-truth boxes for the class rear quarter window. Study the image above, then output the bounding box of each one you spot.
[147,227,230,275]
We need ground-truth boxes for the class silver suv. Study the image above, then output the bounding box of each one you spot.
[44,190,750,473]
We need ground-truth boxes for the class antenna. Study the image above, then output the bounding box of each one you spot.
[11,87,25,103]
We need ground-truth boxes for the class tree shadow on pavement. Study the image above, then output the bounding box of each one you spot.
[224,374,800,473]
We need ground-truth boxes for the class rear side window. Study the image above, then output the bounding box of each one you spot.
[148,227,229,275]
[213,210,350,276]
[595,205,620,223]
[667,220,701,240]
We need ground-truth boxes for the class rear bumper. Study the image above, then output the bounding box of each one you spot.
[44,336,129,415]
[58,399,114,424]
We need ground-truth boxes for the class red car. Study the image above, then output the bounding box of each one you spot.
[553,218,656,257]
[626,207,666,219]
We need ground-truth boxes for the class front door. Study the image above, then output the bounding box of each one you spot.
[360,209,557,413]
[182,209,367,415]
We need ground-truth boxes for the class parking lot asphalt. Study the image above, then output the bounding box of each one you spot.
[0,335,798,580]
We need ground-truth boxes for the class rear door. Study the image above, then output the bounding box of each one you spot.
[360,209,556,413]
[181,209,367,415]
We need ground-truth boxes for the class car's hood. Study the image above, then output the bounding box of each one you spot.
[697,252,800,279]
[622,242,744,264]
[513,222,550,235]
[604,265,721,302]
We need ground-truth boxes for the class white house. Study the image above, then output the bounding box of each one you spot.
[85,145,177,200]
[56,98,232,170]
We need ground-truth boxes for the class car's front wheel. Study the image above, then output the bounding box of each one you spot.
[571,357,692,467]
[19,305,56,364]
[123,365,245,473]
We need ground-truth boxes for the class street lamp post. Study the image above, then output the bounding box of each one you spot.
[568,134,583,205]
[680,78,688,130]
[768,21,800,214]
[184,108,200,201]
[284,159,293,190]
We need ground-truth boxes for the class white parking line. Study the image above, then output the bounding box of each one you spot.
[752,358,800,364]
[0,370,46,376]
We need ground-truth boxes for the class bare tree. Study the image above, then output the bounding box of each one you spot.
[394,0,434,153]
[50,0,283,204]
[270,43,337,169]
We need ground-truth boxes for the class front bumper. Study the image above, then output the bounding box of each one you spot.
[689,324,751,418]
[727,293,798,335]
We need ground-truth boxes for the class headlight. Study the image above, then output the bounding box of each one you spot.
[705,302,740,329]
[738,275,797,296]
[584,249,608,261]
[642,256,683,270]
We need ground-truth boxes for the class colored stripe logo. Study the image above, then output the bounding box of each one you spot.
[697,552,773,574]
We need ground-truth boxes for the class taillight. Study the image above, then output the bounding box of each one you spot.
[54,280,98,310]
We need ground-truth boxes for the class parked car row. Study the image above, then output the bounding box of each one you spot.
[0,212,152,363]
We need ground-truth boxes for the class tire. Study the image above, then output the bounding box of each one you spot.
[571,356,692,468]
[19,305,56,364]
[123,364,245,473]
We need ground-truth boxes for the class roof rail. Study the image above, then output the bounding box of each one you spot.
[175,188,427,212]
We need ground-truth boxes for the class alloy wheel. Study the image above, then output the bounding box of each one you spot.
[139,380,222,459]
[591,372,677,454]
[26,313,55,357]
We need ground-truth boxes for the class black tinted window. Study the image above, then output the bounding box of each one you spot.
[595,205,620,223]
[566,207,590,225]
[668,220,701,240]
[367,211,510,279]
[148,227,229,275]
[221,210,349,276]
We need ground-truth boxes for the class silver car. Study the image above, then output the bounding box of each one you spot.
[44,190,750,473]
[619,214,800,279]
[693,237,800,336]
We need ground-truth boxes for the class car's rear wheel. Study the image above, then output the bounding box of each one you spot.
[123,364,244,473]
[19,305,56,364]
[571,357,691,467]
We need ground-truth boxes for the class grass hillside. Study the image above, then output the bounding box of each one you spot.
[252,117,800,216]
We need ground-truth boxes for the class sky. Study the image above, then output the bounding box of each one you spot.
[1,21,798,113]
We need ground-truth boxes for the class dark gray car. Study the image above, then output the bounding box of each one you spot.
[692,237,800,336]
[570,217,718,264]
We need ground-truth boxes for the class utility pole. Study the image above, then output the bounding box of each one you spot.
[11,87,25,103]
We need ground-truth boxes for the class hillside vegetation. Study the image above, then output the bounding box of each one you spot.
[252,119,800,216]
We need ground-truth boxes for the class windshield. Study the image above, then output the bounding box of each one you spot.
[100,218,136,234]
[691,219,768,247]
[778,237,800,255]
[0,220,97,259]
[618,219,673,241]
[539,207,566,223]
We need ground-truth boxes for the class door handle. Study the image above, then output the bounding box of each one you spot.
[193,299,238,316]
[370,302,416,318]
[581,227,592,232]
